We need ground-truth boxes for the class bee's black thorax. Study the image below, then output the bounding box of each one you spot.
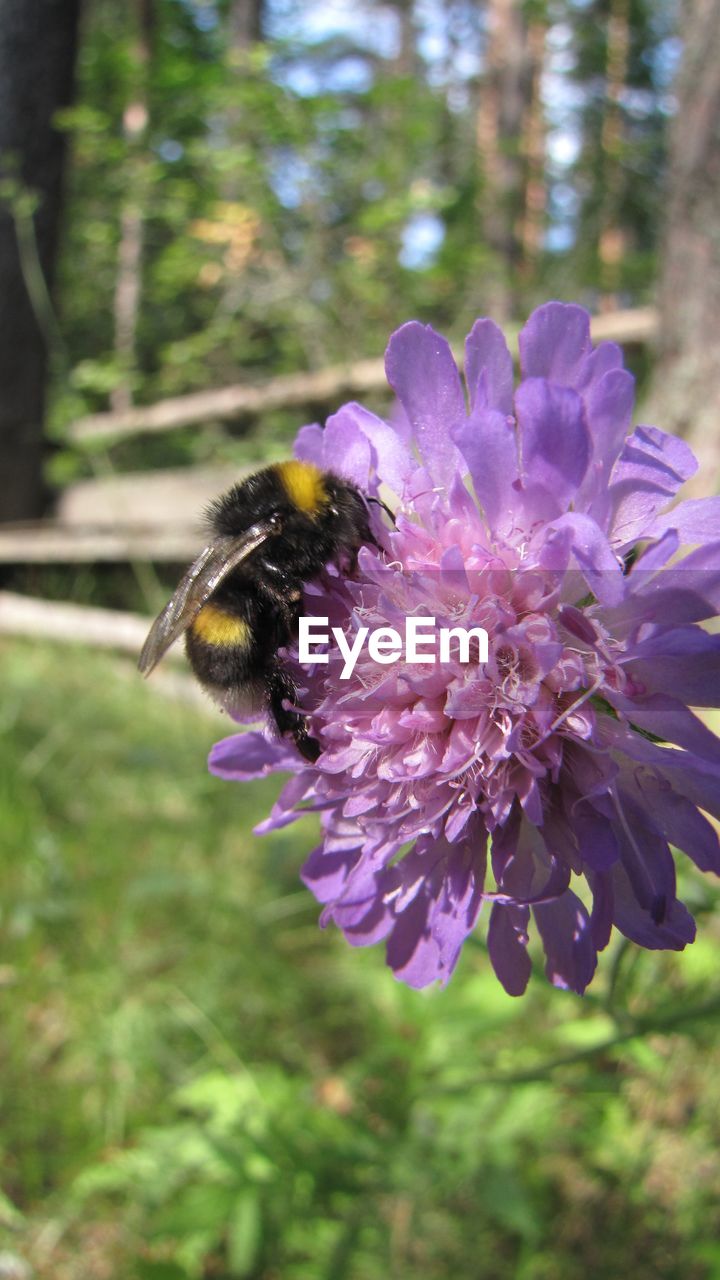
[207,461,372,588]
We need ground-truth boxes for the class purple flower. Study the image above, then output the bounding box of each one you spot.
[210,303,720,995]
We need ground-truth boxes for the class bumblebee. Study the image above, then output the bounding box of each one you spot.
[138,459,385,761]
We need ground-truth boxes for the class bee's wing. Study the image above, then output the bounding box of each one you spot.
[138,519,276,676]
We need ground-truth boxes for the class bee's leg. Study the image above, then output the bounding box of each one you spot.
[265,666,320,763]
[366,495,396,540]
[257,575,303,636]
[367,495,395,524]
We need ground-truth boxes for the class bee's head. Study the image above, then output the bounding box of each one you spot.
[321,472,374,547]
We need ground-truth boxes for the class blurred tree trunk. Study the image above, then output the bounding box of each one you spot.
[393,0,420,77]
[649,0,720,494]
[597,0,630,310]
[111,0,153,414]
[0,0,80,523]
[519,19,547,283]
[229,0,264,48]
[218,0,265,317]
[476,0,536,320]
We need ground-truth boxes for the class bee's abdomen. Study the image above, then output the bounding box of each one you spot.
[191,603,252,649]
[186,602,258,692]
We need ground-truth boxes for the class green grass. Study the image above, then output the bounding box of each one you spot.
[3,638,720,1279]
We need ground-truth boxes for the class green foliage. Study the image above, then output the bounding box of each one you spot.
[54,0,459,436]
[3,640,720,1279]
[45,0,677,482]
[39,0,679,501]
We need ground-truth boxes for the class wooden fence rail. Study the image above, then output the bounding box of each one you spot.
[0,526,202,563]
[69,306,658,445]
[0,591,223,712]
[70,356,389,444]
[0,591,158,653]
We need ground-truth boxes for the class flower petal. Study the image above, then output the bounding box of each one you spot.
[574,803,620,871]
[607,691,720,764]
[588,871,614,951]
[518,302,592,383]
[487,903,532,996]
[598,720,720,820]
[464,318,514,413]
[515,378,590,517]
[599,543,720,632]
[647,495,720,545]
[533,890,597,994]
[574,340,624,390]
[452,405,519,532]
[342,401,417,498]
[293,422,325,466]
[384,321,465,487]
[385,892,441,987]
[578,368,636,521]
[611,796,683,930]
[209,731,304,780]
[611,862,696,950]
[322,406,374,488]
[607,425,698,549]
[429,839,487,962]
[619,771,720,874]
[540,512,624,605]
[301,842,363,904]
[254,770,319,833]
[624,627,720,707]
[631,528,680,574]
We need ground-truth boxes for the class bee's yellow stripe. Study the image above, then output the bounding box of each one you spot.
[275,460,328,515]
[191,604,251,648]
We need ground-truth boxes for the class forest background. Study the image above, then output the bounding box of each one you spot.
[2,0,720,1277]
